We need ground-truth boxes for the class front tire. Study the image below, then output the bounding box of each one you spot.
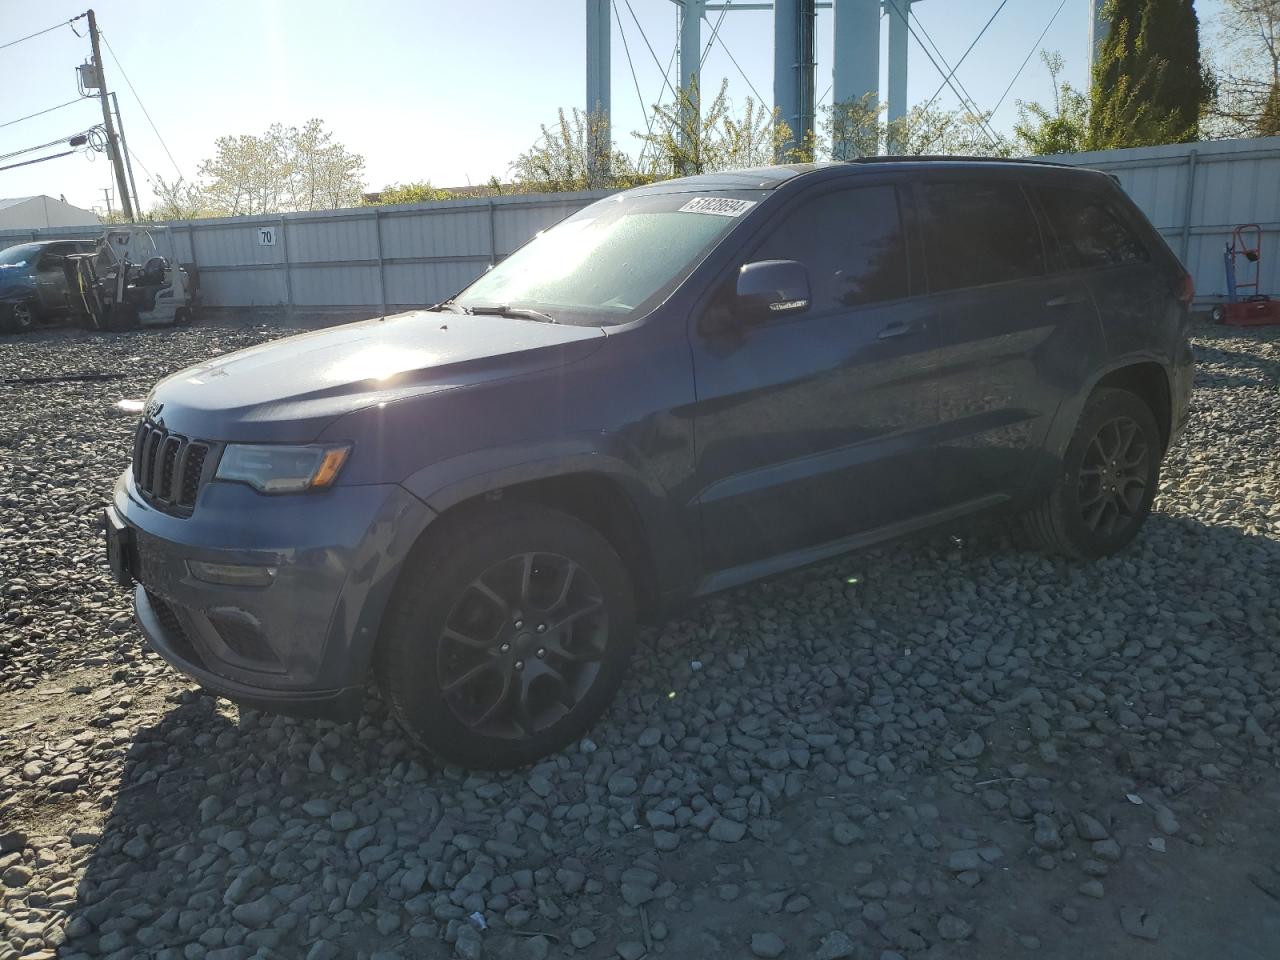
[1023,388,1162,559]
[5,301,36,334]
[376,503,636,769]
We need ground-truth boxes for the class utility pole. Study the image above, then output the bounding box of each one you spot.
[585,0,611,185]
[101,187,114,219]
[86,9,134,220]
[111,92,141,217]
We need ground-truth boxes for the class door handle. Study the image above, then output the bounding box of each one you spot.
[1045,294,1084,308]
[876,319,921,340]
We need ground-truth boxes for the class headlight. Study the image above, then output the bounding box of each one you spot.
[214,443,351,494]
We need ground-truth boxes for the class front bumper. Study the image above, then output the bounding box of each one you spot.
[109,468,435,720]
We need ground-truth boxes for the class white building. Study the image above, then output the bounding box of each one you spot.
[0,195,99,230]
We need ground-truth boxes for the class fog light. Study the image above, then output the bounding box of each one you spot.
[187,560,277,587]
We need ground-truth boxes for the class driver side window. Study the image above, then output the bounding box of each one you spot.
[751,185,909,314]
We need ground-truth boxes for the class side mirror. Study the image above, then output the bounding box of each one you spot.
[735,260,811,323]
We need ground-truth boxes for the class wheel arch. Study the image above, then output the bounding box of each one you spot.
[1091,360,1173,450]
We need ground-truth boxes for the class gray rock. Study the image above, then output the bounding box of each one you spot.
[1075,812,1109,841]
[709,819,747,843]
[231,895,280,929]
[1119,906,1161,941]
[952,732,985,760]
[750,932,786,958]
[616,941,646,960]
[938,914,972,940]
[814,930,856,960]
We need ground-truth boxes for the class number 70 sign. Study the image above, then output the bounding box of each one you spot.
[257,227,276,246]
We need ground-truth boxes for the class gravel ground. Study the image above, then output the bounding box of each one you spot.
[2,321,1280,960]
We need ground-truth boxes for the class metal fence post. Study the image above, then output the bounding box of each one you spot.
[278,216,292,308]
[374,208,387,314]
[1180,149,1199,264]
[487,200,498,264]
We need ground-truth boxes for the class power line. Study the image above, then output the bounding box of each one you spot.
[709,28,768,108]
[0,129,97,164]
[885,0,1001,147]
[613,0,659,147]
[700,2,730,71]
[98,30,183,178]
[0,150,77,173]
[620,0,682,103]
[0,14,86,52]
[921,0,1011,114]
[907,9,1000,140]
[0,98,89,131]
[990,0,1070,119]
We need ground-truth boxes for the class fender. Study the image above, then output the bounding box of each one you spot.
[1025,350,1176,500]
[401,433,701,599]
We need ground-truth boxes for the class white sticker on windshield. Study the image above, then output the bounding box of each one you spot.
[679,196,757,218]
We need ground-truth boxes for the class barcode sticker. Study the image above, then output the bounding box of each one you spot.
[678,196,757,217]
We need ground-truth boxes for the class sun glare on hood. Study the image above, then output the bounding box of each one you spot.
[326,344,435,384]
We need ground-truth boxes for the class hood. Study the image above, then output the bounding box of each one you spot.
[149,310,607,442]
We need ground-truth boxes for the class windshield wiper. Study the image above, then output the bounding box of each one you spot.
[427,299,467,314]
[463,304,559,324]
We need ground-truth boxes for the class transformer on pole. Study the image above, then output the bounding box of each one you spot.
[586,0,611,182]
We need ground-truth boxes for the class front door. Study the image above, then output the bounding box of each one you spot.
[690,182,942,575]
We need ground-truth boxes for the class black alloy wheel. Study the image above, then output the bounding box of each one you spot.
[437,551,608,739]
[1076,415,1151,538]
[377,503,635,769]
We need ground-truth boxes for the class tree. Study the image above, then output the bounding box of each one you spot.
[371,181,455,205]
[1261,79,1280,133]
[635,78,803,177]
[190,119,365,216]
[1015,51,1092,155]
[1205,0,1280,136]
[148,175,213,220]
[510,108,646,193]
[1089,0,1213,149]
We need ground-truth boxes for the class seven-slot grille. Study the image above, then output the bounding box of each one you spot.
[132,419,210,515]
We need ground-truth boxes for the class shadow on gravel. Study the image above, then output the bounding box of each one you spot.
[54,512,1280,960]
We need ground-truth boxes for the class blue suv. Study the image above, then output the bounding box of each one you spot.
[106,159,1194,768]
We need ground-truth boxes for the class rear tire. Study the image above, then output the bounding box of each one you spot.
[376,503,636,770]
[1023,388,1162,559]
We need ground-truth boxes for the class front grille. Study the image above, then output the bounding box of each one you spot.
[131,419,211,516]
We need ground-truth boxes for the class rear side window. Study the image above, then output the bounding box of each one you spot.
[918,181,1045,292]
[752,185,908,311]
[1037,187,1149,269]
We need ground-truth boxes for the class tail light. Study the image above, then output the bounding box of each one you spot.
[1175,271,1195,306]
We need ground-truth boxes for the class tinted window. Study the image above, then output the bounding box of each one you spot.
[1037,187,1149,269]
[918,182,1044,292]
[753,185,908,310]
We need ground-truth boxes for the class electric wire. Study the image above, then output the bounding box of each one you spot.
[613,0,661,155]
[884,0,1001,148]
[709,28,768,108]
[0,150,76,173]
[0,98,89,131]
[904,6,1002,144]
[620,0,682,103]
[0,129,98,163]
[0,14,85,52]
[98,30,183,178]
[700,1,731,71]
[920,0,1011,114]
[990,0,1070,119]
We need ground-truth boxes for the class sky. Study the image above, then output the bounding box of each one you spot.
[0,0,1228,216]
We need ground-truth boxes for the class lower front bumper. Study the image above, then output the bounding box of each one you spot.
[135,585,364,720]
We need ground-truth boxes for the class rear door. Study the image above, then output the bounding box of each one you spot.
[1033,183,1164,360]
[690,181,942,574]
[919,178,1105,505]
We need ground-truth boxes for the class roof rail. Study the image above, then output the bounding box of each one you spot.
[841,155,1081,169]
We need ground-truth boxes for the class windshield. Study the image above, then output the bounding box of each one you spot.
[453,191,759,325]
[0,244,41,268]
